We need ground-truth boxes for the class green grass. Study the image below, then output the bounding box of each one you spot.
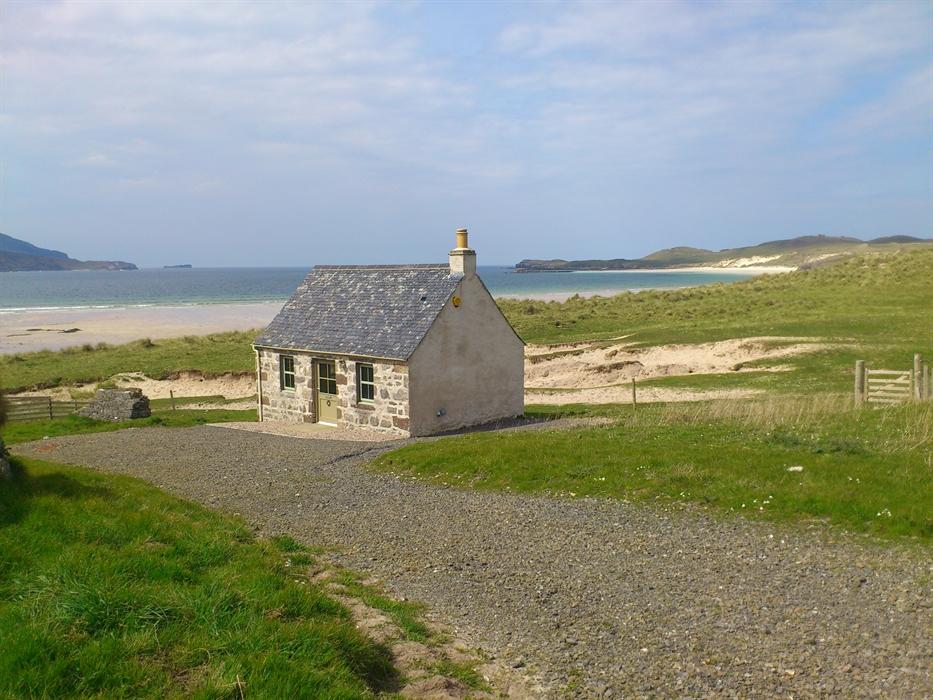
[429,660,489,691]
[0,458,400,698]
[375,399,932,541]
[2,408,256,445]
[1,331,259,392]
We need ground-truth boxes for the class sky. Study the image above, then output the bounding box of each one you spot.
[2,0,931,267]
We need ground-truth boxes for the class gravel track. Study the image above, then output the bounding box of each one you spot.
[15,426,931,698]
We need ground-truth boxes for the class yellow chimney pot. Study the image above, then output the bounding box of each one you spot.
[455,228,469,250]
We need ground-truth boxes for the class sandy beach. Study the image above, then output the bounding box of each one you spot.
[0,265,795,354]
[0,302,281,354]
[497,266,793,301]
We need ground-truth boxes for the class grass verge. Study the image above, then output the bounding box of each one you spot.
[375,398,932,541]
[0,458,399,698]
[2,408,256,446]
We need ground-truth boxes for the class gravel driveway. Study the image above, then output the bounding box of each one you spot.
[15,426,931,698]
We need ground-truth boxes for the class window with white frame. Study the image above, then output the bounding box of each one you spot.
[280,354,296,390]
[357,363,375,403]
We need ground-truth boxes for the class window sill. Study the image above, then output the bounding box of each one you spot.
[355,401,375,410]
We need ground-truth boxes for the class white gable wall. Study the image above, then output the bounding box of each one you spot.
[407,275,524,436]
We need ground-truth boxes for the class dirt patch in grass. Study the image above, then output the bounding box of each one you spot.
[13,370,255,401]
[526,385,761,405]
[525,336,838,394]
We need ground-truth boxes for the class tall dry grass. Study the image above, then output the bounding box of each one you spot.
[658,393,852,427]
[621,394,933,455]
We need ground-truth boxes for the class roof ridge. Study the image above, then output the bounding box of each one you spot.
[315,263,449,270]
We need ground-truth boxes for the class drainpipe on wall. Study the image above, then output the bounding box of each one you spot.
[255,348,264,422]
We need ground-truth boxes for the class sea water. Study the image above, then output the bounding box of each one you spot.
[0,266,761,312]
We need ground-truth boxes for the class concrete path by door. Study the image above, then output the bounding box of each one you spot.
[15,426,931,698]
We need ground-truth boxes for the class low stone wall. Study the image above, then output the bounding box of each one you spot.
[78,388,151,421]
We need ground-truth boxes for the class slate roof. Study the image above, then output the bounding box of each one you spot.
[254,264,463,360]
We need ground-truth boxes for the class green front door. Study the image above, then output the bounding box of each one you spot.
[316,360,339,425]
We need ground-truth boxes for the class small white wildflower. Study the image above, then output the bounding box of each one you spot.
[787,465,804,473]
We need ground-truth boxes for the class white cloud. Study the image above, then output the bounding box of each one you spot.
[1,0,930,263]
[73,152,116,168]
[494,0,933,170]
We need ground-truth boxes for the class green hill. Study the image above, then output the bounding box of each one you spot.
[516,234,932,271]
[0,233,137,272]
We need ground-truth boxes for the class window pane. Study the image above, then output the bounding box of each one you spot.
[357,363,375,402]
[280,355,295,390]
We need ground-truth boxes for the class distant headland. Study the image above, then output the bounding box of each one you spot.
[515,234,932,272]
[0,233,137,272]
[163,264,193,269]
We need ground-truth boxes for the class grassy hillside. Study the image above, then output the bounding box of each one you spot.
[503,248,932,394]
[1,331,257,392]
[504,248,932,345]
[0,459,399,697]
[516,235,932,270]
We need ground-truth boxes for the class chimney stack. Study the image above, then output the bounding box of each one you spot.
[449,227,476,277]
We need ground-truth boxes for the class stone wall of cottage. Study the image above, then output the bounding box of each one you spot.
[257,349,410,435]
[335,359,410,435]
[257,349,316,422]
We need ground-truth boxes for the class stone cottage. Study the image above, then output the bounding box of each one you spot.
[253,229,524,436]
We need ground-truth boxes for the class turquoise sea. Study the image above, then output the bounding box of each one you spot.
[0,266,762,312]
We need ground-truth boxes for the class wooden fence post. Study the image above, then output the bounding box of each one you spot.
[47,396,53,420]
[914,354,923,401]
[631,378,636,416]
[854,360,865,406]
[170,389,176,411]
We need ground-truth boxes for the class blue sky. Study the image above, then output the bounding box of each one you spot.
[2,0,931,267]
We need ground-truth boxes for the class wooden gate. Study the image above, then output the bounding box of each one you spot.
[855,354,930,406]
[864,370,912,405]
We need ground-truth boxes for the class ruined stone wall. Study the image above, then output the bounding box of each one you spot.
[335,359,409,435]
[78,388,151,421]
[257,349,316,422]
